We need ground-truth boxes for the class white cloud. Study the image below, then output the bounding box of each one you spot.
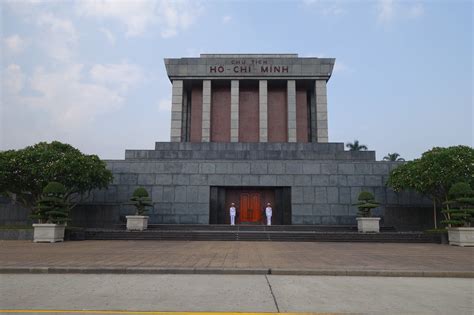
[99,27,116,45]
[408,3,424,18]
[3,64,25,94]
[36,13,78,61]
[222,15,232,24]
[76,0,203,38]
[3,35,28,55]
[161,28,177,39]
[377,0,424,23]
[159,1,202,38]
[333,60,352,74]
[377,0,395,23]
[2,62,144,129]
[158,98,171,111]
[37,12,76,36]
[303,0,345,16]
[77,0,157,37]
[90,62,144,92]
[27,64,123,128]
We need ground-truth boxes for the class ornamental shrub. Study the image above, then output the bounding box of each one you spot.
[130,187,152,215]
[32,182,69,224]
[441,182,474,227]
[354,191,379,217]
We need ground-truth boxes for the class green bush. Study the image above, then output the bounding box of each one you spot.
[133,187,149,198]
[354,191,379,217]
[441,182,474,227]
[32,182,69,224]
[358,191,375,201]
[130,187,152,215]
[387,145,474,228]
[0,141,113,213]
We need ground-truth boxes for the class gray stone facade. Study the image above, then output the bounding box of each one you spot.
[75,142,431,226]
[164,54,335,80]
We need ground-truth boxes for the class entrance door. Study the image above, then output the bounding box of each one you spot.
[240,192,261,223]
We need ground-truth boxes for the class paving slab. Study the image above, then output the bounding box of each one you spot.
[0,274,472,314]
[0,274,277,312]
[268,275,474,314]
[0,241,472,276]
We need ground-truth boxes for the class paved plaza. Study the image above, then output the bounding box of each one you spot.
[1,274,473,314]
[0,240,472,275]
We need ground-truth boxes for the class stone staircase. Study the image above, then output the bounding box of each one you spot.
[77,225,440,243]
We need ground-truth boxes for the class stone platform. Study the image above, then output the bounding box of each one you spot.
[68,142,433,229]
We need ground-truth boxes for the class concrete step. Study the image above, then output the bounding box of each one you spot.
[82,229,440,243]
[124,149,376,161]
[111,224,397,232]
[154,142,345,152]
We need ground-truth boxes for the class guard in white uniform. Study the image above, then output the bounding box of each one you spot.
[229,203,237,226]
[265,203,273,226]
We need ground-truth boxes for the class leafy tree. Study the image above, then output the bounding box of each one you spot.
[32,182,69,224]
[441,182,474,227]
[0,141,113,212]
[383,153,405,161]
[387,145,474,228]
[346,140,368,151]
[130,187,153,215]
[354,191,379,217]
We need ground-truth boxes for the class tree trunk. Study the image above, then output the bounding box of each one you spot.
[432,197,437,229]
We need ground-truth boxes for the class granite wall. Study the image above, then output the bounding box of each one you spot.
[0,142,433,229]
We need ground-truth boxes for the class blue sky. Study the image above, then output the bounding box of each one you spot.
[1,0,472,160]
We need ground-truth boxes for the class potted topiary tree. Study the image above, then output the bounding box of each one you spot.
[126,187,152,231]
[441,182,474,246]
[31,182,69,242]
[354,191,380,233]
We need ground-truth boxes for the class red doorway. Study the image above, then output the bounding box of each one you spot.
[211,186,291,225]
[224,188,275,225]
[240,192,261,223]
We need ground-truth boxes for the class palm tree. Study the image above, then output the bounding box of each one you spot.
[346,140,368,151]
[383,153,405,161]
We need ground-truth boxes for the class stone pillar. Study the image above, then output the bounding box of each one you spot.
[202,80,211,142]
[287,80,297,142]
[170,80,183,142]
[230,80,239,142]
[315,80,328,142]
[259,80,268,142]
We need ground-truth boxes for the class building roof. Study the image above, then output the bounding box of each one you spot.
[164,54,335,81]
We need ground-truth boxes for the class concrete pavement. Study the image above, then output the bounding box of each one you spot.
[1,274,473,314]
[1,241,473,277]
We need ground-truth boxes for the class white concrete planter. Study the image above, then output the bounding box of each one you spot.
[356,217,380,233]
[126,215,149,231]
[32,223,65,243]
[448,227,474,247]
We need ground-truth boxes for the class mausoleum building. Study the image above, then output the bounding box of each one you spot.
[73,54,431,229]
